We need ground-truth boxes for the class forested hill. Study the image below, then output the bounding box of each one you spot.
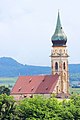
[0,57,51,77]
[0,57,80,77]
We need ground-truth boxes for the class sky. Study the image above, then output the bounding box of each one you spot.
[0,0,80,66]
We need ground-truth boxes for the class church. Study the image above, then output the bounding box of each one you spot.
[11,12,69,100]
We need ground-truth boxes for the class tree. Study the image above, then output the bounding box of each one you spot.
[0,94,19,120]
[16,96,62,120]
[0,94,79,120]
[0,86,10,95]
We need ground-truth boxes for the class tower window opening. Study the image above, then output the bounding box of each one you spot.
[55,62,58,71]
[63,62,66,70]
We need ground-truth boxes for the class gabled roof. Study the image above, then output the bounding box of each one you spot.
[11,74,59,94]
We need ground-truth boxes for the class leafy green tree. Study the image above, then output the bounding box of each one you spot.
[0,94,79,120]
[0,86,10,95]
[69,95,80,120]
[16,96,47,120]
[0,94,19,120]
[16,96,63,120]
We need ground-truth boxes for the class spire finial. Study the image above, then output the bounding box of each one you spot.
[56,10,61,28]
[58,9,59,13]
[58,9,60,16]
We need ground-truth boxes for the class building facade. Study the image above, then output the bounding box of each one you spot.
[51,11,69,94]
[11,12,69,100]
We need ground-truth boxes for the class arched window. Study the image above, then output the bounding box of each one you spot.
[63,62,66,70]
[55,62,58,71]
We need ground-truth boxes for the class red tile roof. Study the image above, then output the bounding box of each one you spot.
[11,74,59,95]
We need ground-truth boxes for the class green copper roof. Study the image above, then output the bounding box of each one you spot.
[51,11,67,41]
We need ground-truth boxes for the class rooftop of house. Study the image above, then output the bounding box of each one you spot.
[11,74,59,95]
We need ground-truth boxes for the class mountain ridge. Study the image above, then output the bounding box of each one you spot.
[0,57,79,77]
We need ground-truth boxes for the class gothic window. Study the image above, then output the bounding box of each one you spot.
[63,62,66,70]
[55,62,58,71]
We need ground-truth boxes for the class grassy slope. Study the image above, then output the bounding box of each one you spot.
[70,87,80,94]
[0,77,17,88]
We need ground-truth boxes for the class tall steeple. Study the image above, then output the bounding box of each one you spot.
[51,11,69,94]
[51,11,67,46]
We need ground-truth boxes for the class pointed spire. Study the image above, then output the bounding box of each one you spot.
[56,10,62,31]
[51,11,67,46]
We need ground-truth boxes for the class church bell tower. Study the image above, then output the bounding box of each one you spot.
[51,11,69,94]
